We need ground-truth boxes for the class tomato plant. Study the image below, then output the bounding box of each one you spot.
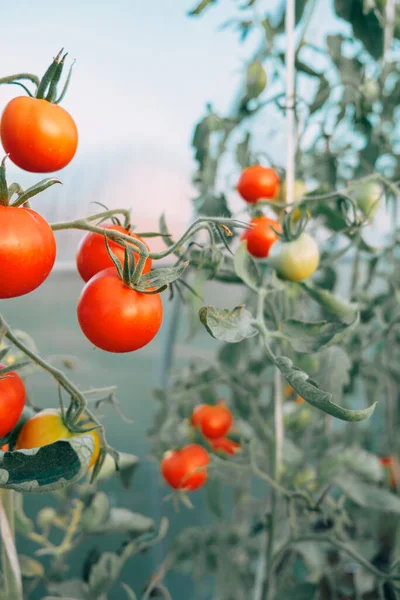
[77,267,163,352]
[15,408,100,469]
[191,401,233,439]
[240,215,281,258]
[237,165,280,204]
[0,366,26,439]
[160,444,210,491]
[76,224,152,282]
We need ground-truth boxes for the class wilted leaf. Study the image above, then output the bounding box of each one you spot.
[274,356,376,421]
[234,241,260,290]
[280,315,359,353]
[199,305,258,343]
[0,437,94,492]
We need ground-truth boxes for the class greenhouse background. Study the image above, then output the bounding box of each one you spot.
[0,0,397,598]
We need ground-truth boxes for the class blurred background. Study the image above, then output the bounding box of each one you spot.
[0,1,395,598]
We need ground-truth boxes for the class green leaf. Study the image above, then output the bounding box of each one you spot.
[245,60,267,99]
[93,452,139,489]
[335,474,400,513]
[188,0,217,16]
[204,476,224,519]
[86,508,154,535]
[12,178,61,207]
[316,346,351,400]
[320,446,384,484]
[136,262,188,292]
[236,132,251,169]
[280,315,359,353]
[194,193,232,218]
[234,241,260,291]
[81,492,110,533]
[19,555,44,580]
[274,356,376,422]
[309,75,331,114]
[0,437,94,492]
[334,0,383,59]
[299,282,359,324]
[275,583,318,600]
[159,214,174,248]
[199,305,258,343]
[326,34,344,63]
[46,578,88,599]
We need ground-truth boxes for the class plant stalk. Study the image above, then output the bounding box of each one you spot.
[0,489,23,600]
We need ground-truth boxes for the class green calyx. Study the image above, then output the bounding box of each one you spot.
[279,209,309,243]
[0,49,75,104]
[0,155,62,207]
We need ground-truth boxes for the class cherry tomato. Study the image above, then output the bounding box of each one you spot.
[270,232,319,282]
[1,97,78,173]
[15,408,100,469]
[0,365,26,438]
[161,444,210,491]
[76,225,152,283]
[191,402,233,439]
[349,181,384,219]
[237,165,280,204]
[284,384,304,404]
[77,267,163,353]
[209,437,241,455]
[1,444,9,452]
[0,205,56,298]
[241,216,281,258]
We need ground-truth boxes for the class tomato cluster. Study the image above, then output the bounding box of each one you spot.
[191,402,240,457]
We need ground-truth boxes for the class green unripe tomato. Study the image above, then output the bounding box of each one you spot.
[269,232,320,282]
[360,79,380,102]
[246,60,267,99]
[349,181,384,219]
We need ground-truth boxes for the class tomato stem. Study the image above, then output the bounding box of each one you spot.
[45,52,67,103]
[36,49,64,100]
[0,73,39,90]
[0,157,9,206]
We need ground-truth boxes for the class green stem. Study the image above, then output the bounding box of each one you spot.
[0,73,39,87]
[264,368,283,600]
[0,489,22,600]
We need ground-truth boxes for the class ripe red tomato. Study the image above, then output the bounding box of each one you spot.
[15,408,100,469]
[1,97,78,173]
[77,267,163,353]
[237,165,280,204]
[161,444,210,491]
[0,205,56,298]
[209,437,241,455]
[241,216,281,258]
[76,225,152,283]
[191,402,233,439]
[0,365,26,438]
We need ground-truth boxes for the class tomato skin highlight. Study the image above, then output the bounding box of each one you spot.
[161,444,210,491]
[77,267,163,353]
[241,216,281,258]
[237,165,280,204]
[15,408,100,469]
[270,232,319,282]
[0,206,56,299]
[191,402,233,439]
[0,365,26,439]
[76,225,152,283]
[209,437,241,455]
[1,97,78,173]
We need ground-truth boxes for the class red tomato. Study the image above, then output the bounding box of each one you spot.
[237,165,280,204]
[77,267,163,353]
[161,444,210,491]
[0,365,26,438]
[191,402,233,439]
[209,437,241,455]
[76,225,152,283]
[0,205,56,298]
[1,444,9,452]
[241,216,281,258]
[1,97,78,173]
